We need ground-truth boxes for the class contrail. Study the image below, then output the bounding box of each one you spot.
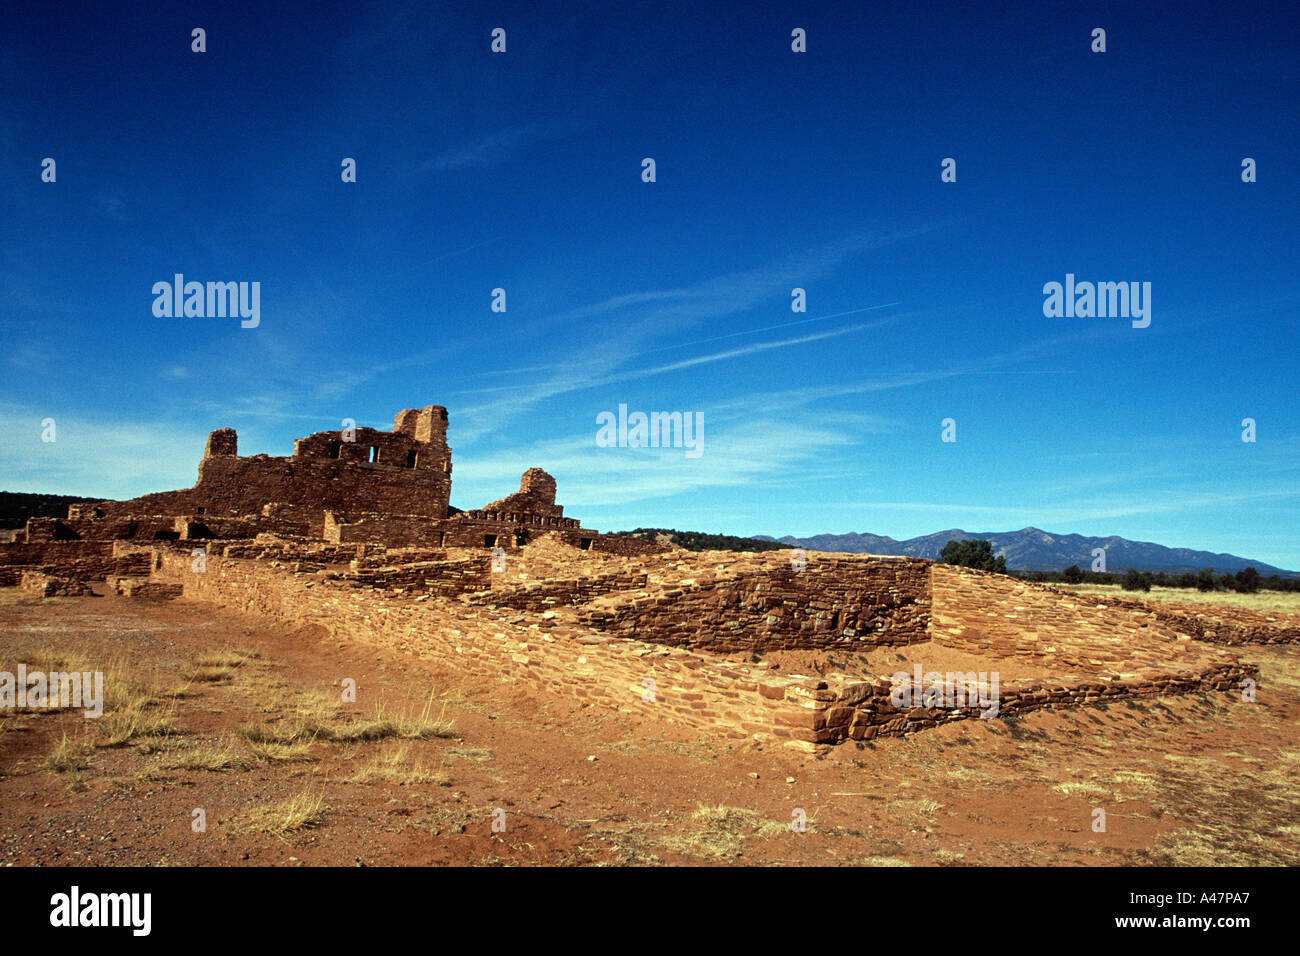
[637,302,901,355]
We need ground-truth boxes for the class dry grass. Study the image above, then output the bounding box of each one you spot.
[855,856,914,866]
[6,645,96,713]
[46,733,91,773]
[52,657,180,746]
[180,648,259,684]
[660,805,789,860]
[346,744,450,786]
[241,691,456,746]
[164,738,249,772]
[231,790,326,836]
[1052,780,1113,799]
[888,796,944,822]
[95,672,177,746]
[446,746,493,762]
[180,665,235,683]
[247,740,318,763]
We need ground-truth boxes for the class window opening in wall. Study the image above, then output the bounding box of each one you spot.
[369,446,379,463]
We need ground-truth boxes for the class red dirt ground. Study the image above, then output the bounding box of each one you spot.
[1,588,1297,866]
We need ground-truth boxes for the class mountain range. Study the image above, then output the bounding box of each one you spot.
[752,527,1299,577]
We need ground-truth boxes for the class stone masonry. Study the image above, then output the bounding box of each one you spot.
[0,403,1275,748]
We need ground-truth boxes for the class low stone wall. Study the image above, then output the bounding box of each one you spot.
[150,548,835,745]
[19,571,96,597]
[582,534,671,557]
[811,659,1255,743]
[1067,590,1300,646]
[113,577,183,600]
[17,546,1241,747]
[340,557,493,595]
[580,555,932,652]
[466,571,652,611]
[21,513,258,543]
[216,539,361,565]
[0,540,152,584]
[0,540,114,566]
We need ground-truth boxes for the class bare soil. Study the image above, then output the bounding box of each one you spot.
[2,588,1297,866]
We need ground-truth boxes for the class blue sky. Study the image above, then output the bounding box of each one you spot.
[2,0,1298,567]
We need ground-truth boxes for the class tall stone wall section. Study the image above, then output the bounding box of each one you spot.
[580,556,932,652]
[85,406,455,536]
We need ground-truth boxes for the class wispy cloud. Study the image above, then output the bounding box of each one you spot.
[0,403,208,499]
[424,126,536,173]
[448,227,938,440]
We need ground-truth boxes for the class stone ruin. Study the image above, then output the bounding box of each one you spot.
[0,403,1284,749]
[10,405,649,555]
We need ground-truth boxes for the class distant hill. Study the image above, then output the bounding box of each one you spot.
[613,528,792,553]
[0,491,104,529]
[752,527,1299,577]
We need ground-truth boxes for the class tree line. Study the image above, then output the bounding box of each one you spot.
[938,539,1296,593]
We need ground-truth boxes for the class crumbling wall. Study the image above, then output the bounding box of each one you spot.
[135,546,1261,746]
[580,533,672,557]
[27,513,262,543]
[0,540,149,584]
[83,406,455,536]
[148,547,832,744]
[339,556,493,595]
[323,512,444,548]
[580,555,932,652]
[811,660,1256,744]
[928,564,1256,666]
[481,468,563,518]
[1068,590,1300,646]
[466,570,652,611]
[20,572,96,597]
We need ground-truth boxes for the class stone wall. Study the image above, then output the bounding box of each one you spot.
[1067,589,1300,646]
[339,556,493,596]
[580,555,932,652]
[26,513,262,543]
[20,571,96,597]
[809,659,1255,744]
[929,564,1262,676]
[149,548,833,745]
[578,533,671,557]
[145,547,1257,746]
[323,512,444,548]
[466,571,652,611]
[84,406,456,536]
[480,467,563,518]
[0,540,150,585]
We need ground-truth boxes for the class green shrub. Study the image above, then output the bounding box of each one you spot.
[938,539,1007,574]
